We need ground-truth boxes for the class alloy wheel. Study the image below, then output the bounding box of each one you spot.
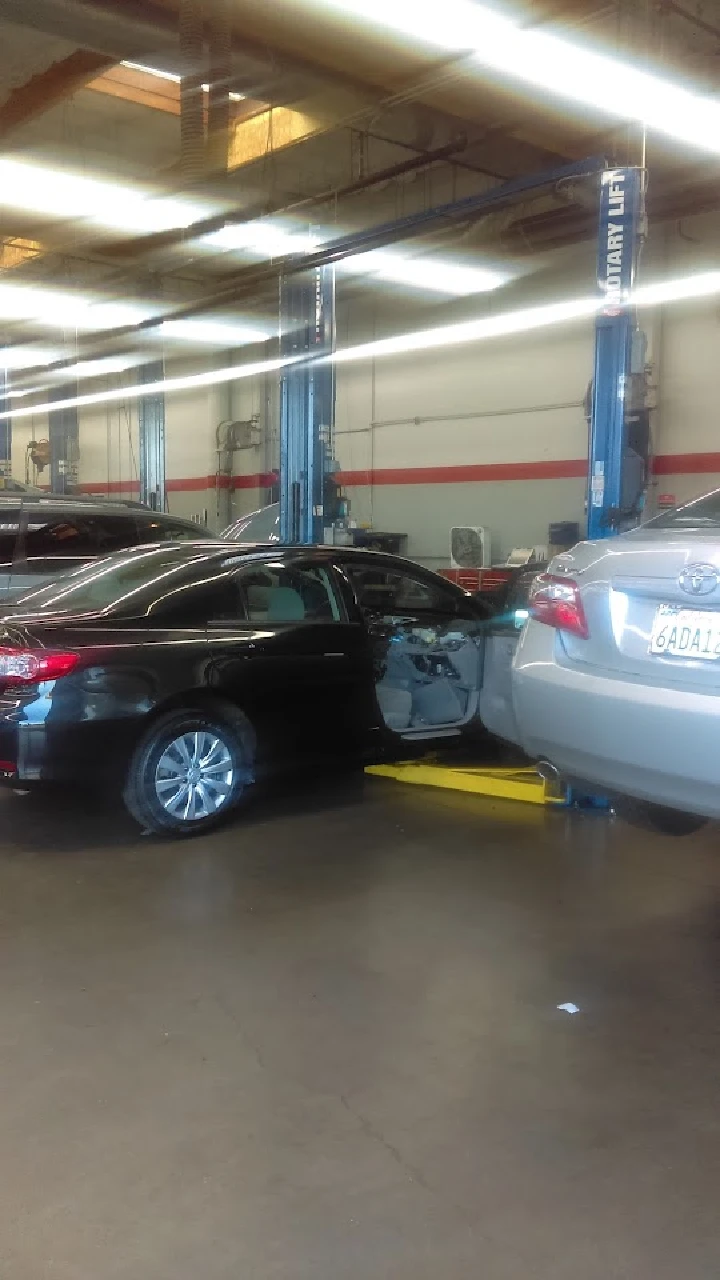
[154,730,235,822]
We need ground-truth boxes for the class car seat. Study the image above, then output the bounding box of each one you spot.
[375,683,413,731]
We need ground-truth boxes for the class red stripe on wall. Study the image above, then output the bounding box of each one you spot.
[71,452,720,497]
[166,475,229,492]
[232,471,276,490]
[77,475,242,495]
[653,452,720,476]
[79,479,141,494]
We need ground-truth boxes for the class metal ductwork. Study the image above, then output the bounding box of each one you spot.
[179,0,205,184]
[207,0,231,175]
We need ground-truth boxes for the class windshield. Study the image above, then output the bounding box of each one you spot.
[645,489,720,531]
[12,546,207,615]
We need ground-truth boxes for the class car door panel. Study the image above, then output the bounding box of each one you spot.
[339,556,488,738]
[205,555,374,764]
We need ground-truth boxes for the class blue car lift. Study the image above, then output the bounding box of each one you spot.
[573,166,646,809]
[588,166,646,539]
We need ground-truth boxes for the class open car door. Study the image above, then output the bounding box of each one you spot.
[339,555,489,739]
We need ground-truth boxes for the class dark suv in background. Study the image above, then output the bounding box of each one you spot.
[0,495,211,600]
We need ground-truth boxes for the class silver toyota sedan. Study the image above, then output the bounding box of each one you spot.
[511,488,720,835]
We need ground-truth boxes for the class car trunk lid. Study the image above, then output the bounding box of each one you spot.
[558,531,720,689]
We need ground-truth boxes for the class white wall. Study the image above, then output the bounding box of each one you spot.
[325,214,720,562]
[10,208,720,560]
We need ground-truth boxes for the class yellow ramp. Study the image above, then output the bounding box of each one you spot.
[365,762,565,807]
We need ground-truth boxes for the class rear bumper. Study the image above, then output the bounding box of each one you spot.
[0,694,140,784]
[513,623,720,819]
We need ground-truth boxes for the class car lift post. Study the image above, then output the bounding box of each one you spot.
[0,371,10,486]
[48,383,79,494]
[138,360,167,512]
[278,265,335,544]
[588,167,645,539]
[568,168,646,810]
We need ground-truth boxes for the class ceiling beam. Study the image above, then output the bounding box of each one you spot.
[0,49,114,136]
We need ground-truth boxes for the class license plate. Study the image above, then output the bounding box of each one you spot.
[650,605,720,660]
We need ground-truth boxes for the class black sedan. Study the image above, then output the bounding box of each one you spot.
[0,542,492,835]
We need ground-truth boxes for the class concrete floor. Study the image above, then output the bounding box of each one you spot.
[1,777,720,1280]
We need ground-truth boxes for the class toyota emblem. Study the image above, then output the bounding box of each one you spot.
[678,563,720,596]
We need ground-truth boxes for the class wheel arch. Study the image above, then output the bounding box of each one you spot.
[134,689,257,758]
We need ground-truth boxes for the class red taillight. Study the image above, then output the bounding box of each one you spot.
[528,574,589,639]
[0,648,80,685]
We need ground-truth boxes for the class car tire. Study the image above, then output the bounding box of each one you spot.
[614,796,708,837]
[123,705,255,837]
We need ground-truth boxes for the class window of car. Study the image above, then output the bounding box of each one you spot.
[18,510,138,575]
[343,562,460,616]
[135,513,208,543]
[234,561,343,623]
[644,489,720,531]
[145,573,241,624]
[14,546,207,614]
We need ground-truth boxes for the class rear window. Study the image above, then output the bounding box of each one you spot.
[136,513,211,543]
[21,511,137,570]
[13,508,210,583]
[14,546,206,615]
[645,490,720,531]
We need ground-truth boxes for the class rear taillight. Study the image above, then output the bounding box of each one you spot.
[528,574,589,639]
[0,648,80,685]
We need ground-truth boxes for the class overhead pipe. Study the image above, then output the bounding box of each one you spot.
[215,155,606,289]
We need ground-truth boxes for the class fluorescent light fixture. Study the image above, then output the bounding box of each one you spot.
[160,319,270,345]
[4,267,720,422]
[337,247,506,295]
[318,0,720,156]
[121,60,180,84]
[332,269,720,364]
[202,221,321,258]
[332,295,599,363]
[0,281,151,331]
[0,356,299,423]
[0,346,61,371]
[7,355,137,399]
[120,60,246,101]
[60,356,137,379]
[0,157,208,235]
[632,270,720,307]
[0,278,269,347]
